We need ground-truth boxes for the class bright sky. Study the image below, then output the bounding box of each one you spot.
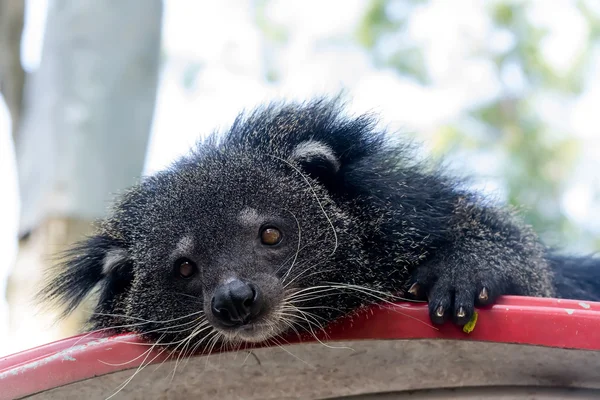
[0,0,599,356]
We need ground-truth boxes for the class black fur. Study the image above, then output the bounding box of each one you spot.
[548,253,600,301]
[38,97,600,348]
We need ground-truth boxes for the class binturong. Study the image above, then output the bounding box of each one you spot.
[39,97,600,350]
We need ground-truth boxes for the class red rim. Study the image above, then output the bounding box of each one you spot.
[1,295,599,400]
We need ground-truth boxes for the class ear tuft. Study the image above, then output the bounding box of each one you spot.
[289,140,340,184]
[102,249,130,276]
[37,235,132,319]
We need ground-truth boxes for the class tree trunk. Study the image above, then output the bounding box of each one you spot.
[6,218,97,350]
[6,0,163,353]
[0,0,26,141]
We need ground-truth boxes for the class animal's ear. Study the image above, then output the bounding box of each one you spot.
[289,140,341,187]
[38,235,133,318]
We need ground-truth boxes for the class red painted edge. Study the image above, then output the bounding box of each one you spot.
[1,296,599,400]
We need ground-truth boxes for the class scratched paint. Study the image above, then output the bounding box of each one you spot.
[0,337,112,380]
[578,302,591,309]
[565,309,575,315]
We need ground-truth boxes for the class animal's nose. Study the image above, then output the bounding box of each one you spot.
[211,279,261,326]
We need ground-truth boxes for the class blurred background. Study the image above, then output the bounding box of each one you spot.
[0,0,599,357]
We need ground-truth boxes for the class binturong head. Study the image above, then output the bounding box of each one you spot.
[39,98,394,349]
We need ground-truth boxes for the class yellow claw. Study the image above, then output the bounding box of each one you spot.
[462,311,478,334]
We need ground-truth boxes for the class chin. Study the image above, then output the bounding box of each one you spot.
[216,320,288,344]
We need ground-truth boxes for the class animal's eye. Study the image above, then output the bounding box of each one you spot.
[175,258,197,278]
[260,227,282,246]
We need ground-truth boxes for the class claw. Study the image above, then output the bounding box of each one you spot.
[435,305,444,317]
[408,282,420,296]
[457,307,466,318]
[479,287,489,302]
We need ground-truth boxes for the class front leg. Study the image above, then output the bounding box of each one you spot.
[408,202,555,326]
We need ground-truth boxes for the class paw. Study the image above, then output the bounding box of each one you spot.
[407,267,500,326]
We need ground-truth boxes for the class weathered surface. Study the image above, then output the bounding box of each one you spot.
[26,339,600,400]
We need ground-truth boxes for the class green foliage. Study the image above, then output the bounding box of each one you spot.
[356,0,430,84]
[357,0,599,249]
[490,2,587,94]
[254,0,289,45]
[357,0,398,49]
[253,0,288,83]
[578,0,600,41]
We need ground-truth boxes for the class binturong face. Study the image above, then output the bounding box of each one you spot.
[44,141,369,352]
[42,99,389,352]
[118,152,357,346]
